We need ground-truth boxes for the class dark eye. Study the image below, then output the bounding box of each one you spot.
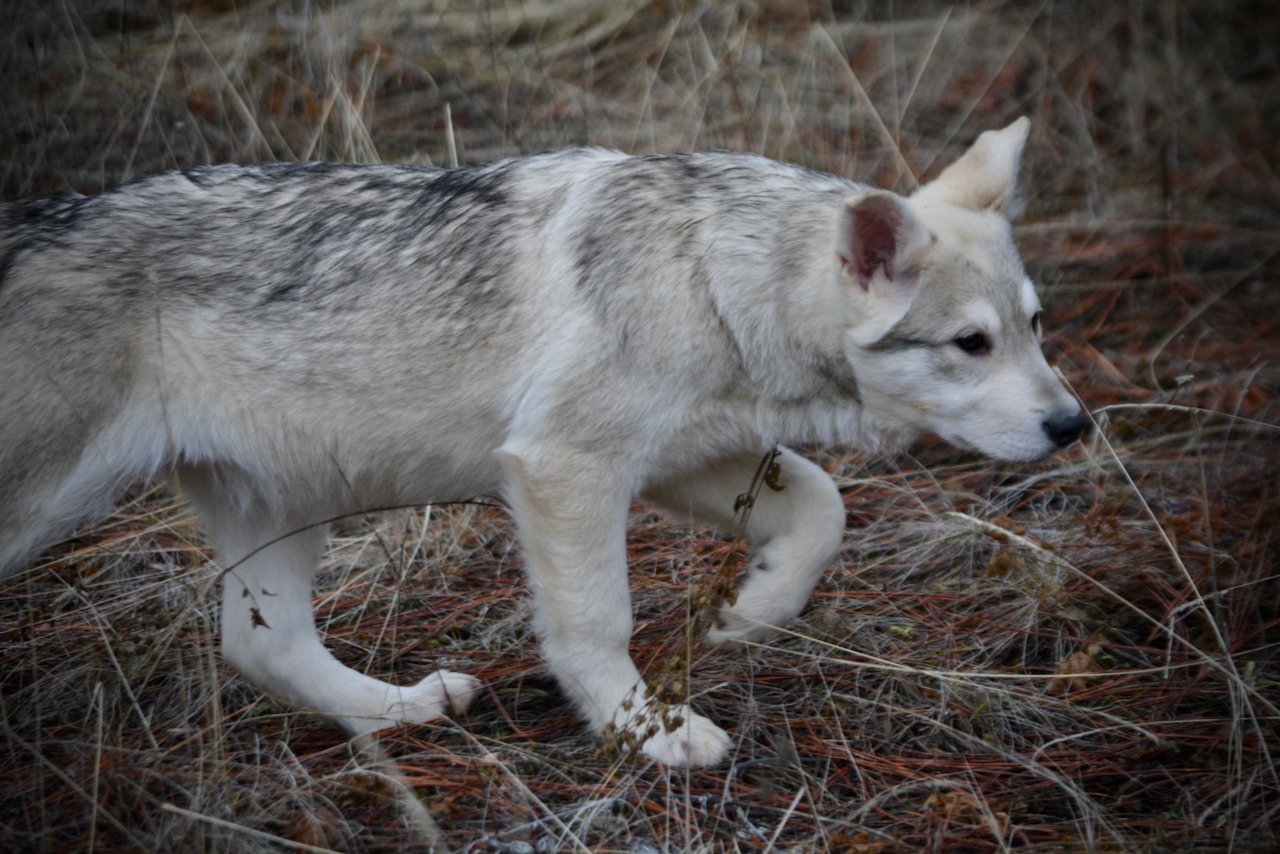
[1031,311,1043,335]
[954,332,990,355]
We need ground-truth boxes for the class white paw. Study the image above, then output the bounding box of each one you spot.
[343,670,481,736]
[705,608,778,646]
[639,709,732,767]
[405,669,482,718]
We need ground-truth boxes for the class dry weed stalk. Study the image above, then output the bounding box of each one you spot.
[598,447,783,763]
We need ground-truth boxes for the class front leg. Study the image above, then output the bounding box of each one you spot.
[646,447,846,644]
[497,440,731,767]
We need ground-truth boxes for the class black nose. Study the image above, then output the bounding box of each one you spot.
[1042,411,1088,448]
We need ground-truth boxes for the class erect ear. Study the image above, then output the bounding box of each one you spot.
[912,117,1030,217]
[836,190,934,292]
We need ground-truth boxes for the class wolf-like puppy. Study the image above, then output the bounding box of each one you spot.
[0,118,1084,766]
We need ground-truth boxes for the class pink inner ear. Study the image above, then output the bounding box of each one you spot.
[852,204,900,289]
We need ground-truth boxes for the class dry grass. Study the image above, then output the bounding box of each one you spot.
[2,0,1278,851]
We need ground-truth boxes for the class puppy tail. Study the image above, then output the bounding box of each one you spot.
[0,210,167,578]
[0,392,172,580]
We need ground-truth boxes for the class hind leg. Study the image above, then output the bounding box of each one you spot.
[183,473,479,735]
[645,447,845,644]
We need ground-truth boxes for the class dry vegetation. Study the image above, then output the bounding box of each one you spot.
[2,0,1278,851]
